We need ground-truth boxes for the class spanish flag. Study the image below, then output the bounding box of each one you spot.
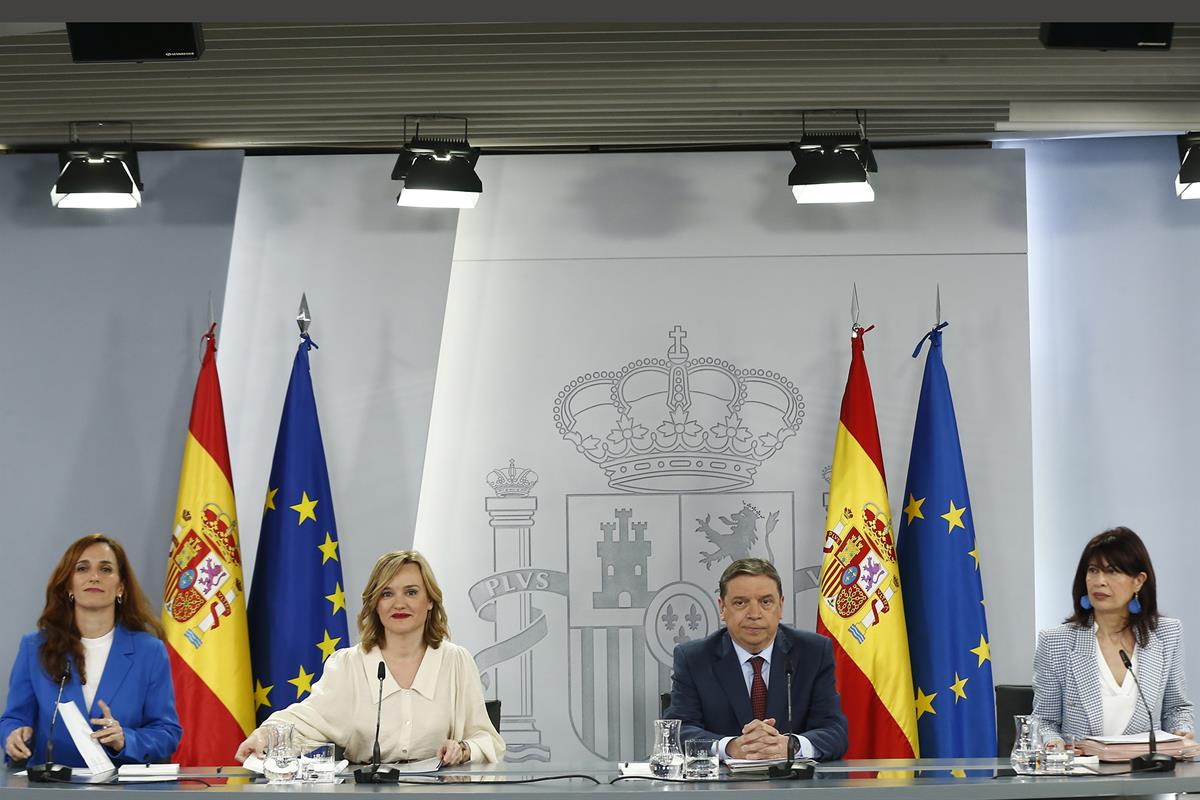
[162,325,255,765]
[817,325,919,758]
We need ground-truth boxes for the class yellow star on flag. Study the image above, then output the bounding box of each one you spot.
[253,679,273,710]
[290,491,319,525]
[968,546,980,570]
[915,687,937,719]
[326,582,346,615]
[950,769,966,779]
[317,532,340,564]
[950,672,968,703]
[316,629,342,662]
[970,634,992,667]
[903,494,926,525]
[941,500,966,533]
[264,487,279,512]
[288,665,315,699]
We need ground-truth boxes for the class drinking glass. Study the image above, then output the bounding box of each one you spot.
[648,719,684,779]
[263,723,299,783]
[1010,715,1043,775]
[683,738,718,780]
[1043,734,1076,775]
[300,742,337,783]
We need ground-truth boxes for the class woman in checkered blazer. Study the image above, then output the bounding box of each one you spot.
[1032,527,1195,749]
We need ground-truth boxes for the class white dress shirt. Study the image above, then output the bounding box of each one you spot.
[716,639,815,761]
[80,628,114,712]
[1096,633,1138,737]
[256,641,505,764]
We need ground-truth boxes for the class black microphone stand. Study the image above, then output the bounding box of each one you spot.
[354,662,400,783]
[28,665,73,783]
[767,654,813,780]
[1119,649,1176,773]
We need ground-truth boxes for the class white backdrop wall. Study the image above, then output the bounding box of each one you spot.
[0,150,244,709]
[218,155,457,618]
[1022,135,1200,697]
[414,149,1032,764]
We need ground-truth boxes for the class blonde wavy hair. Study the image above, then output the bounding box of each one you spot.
[357,550,449,651]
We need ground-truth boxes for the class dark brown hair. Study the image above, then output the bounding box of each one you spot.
[718,558,782,599]
[358,550,449,652]
[38,534,164,684]
[1065,526,1158,647]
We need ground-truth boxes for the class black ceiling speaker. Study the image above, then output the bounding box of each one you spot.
[66,23,205,63]
[1039,23,1174,50]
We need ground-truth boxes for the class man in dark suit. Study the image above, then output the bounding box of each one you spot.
[665,558,848,761]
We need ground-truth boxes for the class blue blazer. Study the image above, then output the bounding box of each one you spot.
[1032,618,1194,740]
[665,626,848,761]
[1,626,182,767]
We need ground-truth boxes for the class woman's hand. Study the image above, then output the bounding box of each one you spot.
[234,732,267,763]
[4,726,33,761]
[436,739,471,766]
[1172,730,1200,759]
[89,700,125,753]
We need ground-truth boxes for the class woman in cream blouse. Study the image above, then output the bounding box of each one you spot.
[1032,526,1198,756]
[235,550,504,765]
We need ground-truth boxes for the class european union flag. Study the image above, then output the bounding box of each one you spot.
[247,334,349,724]
[896,323,996,758]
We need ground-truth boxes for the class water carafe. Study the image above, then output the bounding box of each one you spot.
[648,719,684,779]
[1010,714,1043,775]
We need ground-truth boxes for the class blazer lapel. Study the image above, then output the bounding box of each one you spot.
[765,633,793,732]
[1071,625,1104,736]
[714,632,752,725]
[1124,633,1163,734]
[90,625,133,716]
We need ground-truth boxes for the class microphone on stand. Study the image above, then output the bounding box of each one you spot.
[768,653,812,780]
[1119,649,1176,773]
[27,664,73,783]
[354,662,399,784]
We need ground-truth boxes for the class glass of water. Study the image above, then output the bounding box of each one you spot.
[263,723,299,784]
[683,738,718,780]
[300,742,337,783]
[1043,734,1076,775]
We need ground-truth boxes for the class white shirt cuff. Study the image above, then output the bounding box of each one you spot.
[717,736,734,761]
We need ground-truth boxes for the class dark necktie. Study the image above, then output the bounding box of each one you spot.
[749,656,768,720]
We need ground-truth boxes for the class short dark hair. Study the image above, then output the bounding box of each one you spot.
[1066,526,1159,646]
[718,558,782,599]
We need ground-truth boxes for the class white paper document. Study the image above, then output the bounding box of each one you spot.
[392,757,442,774]
[56,701,114,774]
[1087,731,1181,744]
[617,762,654,777]
[117,764,180,783]
[725,756,791,772]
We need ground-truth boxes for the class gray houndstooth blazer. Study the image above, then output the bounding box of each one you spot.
[1032,617,1194,741]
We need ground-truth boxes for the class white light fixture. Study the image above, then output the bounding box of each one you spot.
[1176,132,1200,200]
[787,112,878,204]
[391,116,481,209]
[51,151,143,208]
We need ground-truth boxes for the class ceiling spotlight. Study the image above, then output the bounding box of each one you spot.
[1176,132,1200,200]
[787,112,878,204]
[391,116,481,209]
[51,150,143,209]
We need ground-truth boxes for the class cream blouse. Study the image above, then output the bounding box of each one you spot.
[255,641,504,764]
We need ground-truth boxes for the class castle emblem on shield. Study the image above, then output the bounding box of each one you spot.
[475,326,810,762]
[819,503,899,644]
[165,503,244,649]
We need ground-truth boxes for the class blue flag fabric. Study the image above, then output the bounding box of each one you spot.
[247,334,350,725]
[896,323,997,758]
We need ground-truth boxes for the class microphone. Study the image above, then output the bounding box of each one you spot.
[354,661,399,784]
[768,654,812,780]
[27,664,73,783]
[1119,649,1175,773]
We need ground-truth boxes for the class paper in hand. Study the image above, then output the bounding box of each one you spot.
[56,701,114,774]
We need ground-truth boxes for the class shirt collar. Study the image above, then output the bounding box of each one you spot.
[730,637,774,667]
[362,643,445,700]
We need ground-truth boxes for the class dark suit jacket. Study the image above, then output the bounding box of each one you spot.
[1,626,182,767]
[664,625,848,761]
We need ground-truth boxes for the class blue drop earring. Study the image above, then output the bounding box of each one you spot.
[1080,595,1092,610]
[1128,593,1142,614]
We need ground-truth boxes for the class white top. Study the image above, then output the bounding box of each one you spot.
[256,641,504,764]
[1096,633,1138,736]
[80,628,115,711]
[716,639,815,760]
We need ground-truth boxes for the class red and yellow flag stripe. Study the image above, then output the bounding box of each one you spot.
[817,327,919,758]
[162,326,254,765]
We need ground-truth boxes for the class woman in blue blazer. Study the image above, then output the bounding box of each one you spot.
[2,534,181,767]
[1032,526,1197,755]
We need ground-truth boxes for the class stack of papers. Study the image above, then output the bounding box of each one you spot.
[617,762,655,777]
[1081,732,1187,762]
[725,757,791,773]
[117,764,180,783]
